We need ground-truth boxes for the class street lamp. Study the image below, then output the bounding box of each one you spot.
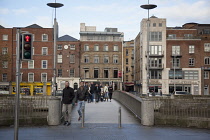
[47,1,63,96]
[140,0,157,95]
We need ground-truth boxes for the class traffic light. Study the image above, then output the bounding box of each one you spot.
[22,33,33,60]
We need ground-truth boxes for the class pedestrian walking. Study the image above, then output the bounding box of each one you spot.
[108,85,113,102]
[87,84,91,103]
[75,82,89,121]
[62,81,75,126]
[90,82,95,102]
[104,84,109,102]
[94,84,101,103]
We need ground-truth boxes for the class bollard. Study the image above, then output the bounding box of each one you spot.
[118,107,122,128]
[81,107,85,128]
[48,96,61,125]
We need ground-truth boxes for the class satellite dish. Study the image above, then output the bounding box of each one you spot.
[64,45,68,49]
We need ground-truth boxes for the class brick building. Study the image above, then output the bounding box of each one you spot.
[56,35,80,90]
[123,40,135,91]
[79,23,124,89]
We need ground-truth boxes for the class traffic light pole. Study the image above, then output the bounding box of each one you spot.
[14,28,21,140]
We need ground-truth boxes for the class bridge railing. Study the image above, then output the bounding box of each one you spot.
[113,90,154,126]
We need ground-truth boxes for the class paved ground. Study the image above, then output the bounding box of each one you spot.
[0,100,210,140]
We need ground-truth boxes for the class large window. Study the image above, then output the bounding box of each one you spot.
[104,56,109,63]
[57,55,62,63]
[149,70,162,79]
[184,34,193,39]
[28,73,34,82]
[172,58,180,68]
[70,54,75,63]
[2,47,8,54]
[84,69,89,78]
[84,56,89,63]
[149,45,162,55]
[57,44,62,50]
[126,58,128,64]
[204,71,209,79]
[126,66,129,73]
[94,55,99,63]
[189,45,195,53]
[113,70,118,78]
[149,32,162,41]
[41,73,47,82]
[204,43,210,52]
[149,58,162,68]
[126,49,128,56]
[84,45,89,51]
[172,46,180,55]
[2,73,7,81]
[184,71,198,80]
[103,45,108,51]
[113,55,118,64]
[42,34,48,41]
[189,58,195,66]
[70,69,75,77]
[70,44,75,50]
[2,61,8,68]
[104,70,109,78]
[28,60,34,69]
[94,45,99,51]
[204,57,210,65]
[168,34,176,39]
[2,35,8,41]
[42,60,47,69]
[42,47,48,55]
[169,70,183,79]
[94,69,99,78]
[114,45,118,51]
[58,69,62,77]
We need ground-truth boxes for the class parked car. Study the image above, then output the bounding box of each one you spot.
[174,91,191,95]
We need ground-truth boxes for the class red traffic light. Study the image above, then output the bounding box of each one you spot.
[24,35,31,42]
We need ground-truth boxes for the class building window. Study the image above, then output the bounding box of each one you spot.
[126,58,128,65]
[94,69,99,78]
[114,45,118,51]
[159,23,162,27]
[2,61,8,68]
[84,45,89,51]
[204,29,210,34]
[94,45,99,51]
[189,58,195,66]
[204,57,210,65]
[57,44,62,50]
[42,47,48,55]
[57,55,62,63]
[149,70,162,79]
[113,55,118,64]
[41,73,47,82]
[153,23,156,27]
[2,73,7,81]
[149,45,162,55]
[168,34,176,39]
[70,69,75,77]
[113,70,118,78]
[149,58,162,68]
[70,54,75,63]
[126,66,129,73]
[184,34,193,39]
[103,45,109,51]
[84,56,89,63]
[204,71,209,79]
[126,49,128,56]
[104,70,109,78]
[84,69,89,78]
[58,69,62,77]
[189,45,195,53]
[28,60,34,69]
[126,75,128,81]
[70,44,75,50]
[172,46,180,55]
[184,71,198,80]
[2,35,8,41]
[2,47,8,54]
[104,56,109,63]
[42,60,47,69]
[94,56,99,63]
[42,34,48,41]
[204,43,210,52]
[149,32,162,41]
[28,73,34,82]
[172,58,180,68]
[169,70,183,79]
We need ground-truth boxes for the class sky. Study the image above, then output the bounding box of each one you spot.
[0,0,210,41]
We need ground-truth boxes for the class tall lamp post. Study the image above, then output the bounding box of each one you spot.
[140,0,157,95]
[47,1,63,96]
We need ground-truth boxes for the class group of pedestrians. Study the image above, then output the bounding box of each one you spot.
[61,81,114,126]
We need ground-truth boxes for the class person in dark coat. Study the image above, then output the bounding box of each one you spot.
[94,84,101,103]
[90,82,95,102]
[62,81,75,126]
[108,85,113,102]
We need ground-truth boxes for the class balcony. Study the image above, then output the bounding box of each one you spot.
[167,36,201,40]
[145,51,164,57]
[171,52,182,57]
[170,66,182,70]
[145,64,164,70]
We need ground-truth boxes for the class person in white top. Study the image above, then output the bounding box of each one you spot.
[104,84,109,102]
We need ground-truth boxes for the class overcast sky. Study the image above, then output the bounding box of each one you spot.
[0,0,210,41]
